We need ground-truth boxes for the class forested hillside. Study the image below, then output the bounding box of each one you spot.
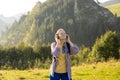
[0,0,119,47]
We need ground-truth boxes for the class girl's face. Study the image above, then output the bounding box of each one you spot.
[58,30,66,40]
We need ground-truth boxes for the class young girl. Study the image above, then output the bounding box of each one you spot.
[50,28,80,80]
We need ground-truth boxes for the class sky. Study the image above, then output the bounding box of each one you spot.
[0,0,46,17]
[0,0,109,17]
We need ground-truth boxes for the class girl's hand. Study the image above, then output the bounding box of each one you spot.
[66,34,70,43]
[66,34,74,47]
[55,35,60,46]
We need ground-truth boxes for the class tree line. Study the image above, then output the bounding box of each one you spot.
[0,43,51,70]
[0,30,120,70]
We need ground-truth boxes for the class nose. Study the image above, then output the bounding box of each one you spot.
[61,33,64,35]
[61,33,66,36]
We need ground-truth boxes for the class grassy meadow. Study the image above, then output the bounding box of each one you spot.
[106,3,120,16]
[0,60,120,80]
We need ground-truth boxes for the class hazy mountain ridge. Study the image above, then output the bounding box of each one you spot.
[0,13,25,37]
[0,15,15,30]
[0,15,15,37]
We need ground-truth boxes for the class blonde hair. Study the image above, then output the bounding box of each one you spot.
[54,28,66,40]
[55,28,65,35]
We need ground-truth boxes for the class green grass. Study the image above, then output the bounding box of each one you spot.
[0,60,120,80]
[106,3,120,16]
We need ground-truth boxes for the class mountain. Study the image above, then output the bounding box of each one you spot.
[0,15,15,37]
[0,15,16,28]
[100,0,120,6]
[0,18,7,31]
[0,15,15,24]
[0,13,24,37]
[0,0,119,47]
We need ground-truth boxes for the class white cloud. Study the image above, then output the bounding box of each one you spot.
[0,0,46,17]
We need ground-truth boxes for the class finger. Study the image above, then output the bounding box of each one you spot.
[67,34,70,39]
